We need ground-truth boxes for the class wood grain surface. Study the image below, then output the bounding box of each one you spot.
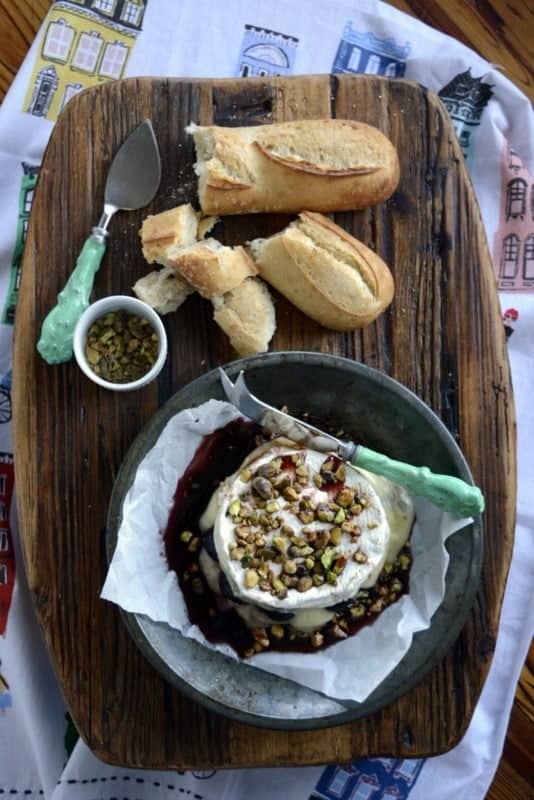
[2,0,532,793]
[13,73,515,769]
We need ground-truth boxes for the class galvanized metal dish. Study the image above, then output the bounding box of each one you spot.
[106,351,483,730]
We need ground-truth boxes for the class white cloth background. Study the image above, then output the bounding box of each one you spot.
[0,2,532,799]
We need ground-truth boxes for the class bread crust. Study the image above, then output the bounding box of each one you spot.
[140,204,199,264]
[188,119,399,215]
[169,240,258,299]
[249,212,394,330]
[212,277,276,356]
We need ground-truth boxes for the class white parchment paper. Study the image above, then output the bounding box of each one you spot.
[101,399,472,702]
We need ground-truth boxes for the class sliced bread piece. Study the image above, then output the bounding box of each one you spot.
[212,277,275,356]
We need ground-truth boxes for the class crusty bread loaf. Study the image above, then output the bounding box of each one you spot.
[140,203,218,264]
[248,211,394,330]
[212,277,276,356]
[132,267,193,314]
[136,206,276,355]
[167,239,258,299]
[187,119,399,215]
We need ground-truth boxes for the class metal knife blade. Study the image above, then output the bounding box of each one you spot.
[104,118,161,211]
[219,368,356,461]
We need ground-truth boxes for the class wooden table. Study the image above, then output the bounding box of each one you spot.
[1,1,532,797]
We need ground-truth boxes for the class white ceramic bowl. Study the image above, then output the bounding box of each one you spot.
[73,295,167,391]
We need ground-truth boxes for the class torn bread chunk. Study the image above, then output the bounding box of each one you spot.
[132,267,193,315]
[140,203,218,265]
[186,119,399,215]
[248,211,394,330]
[168,239,258,299]
[212,276,275,356]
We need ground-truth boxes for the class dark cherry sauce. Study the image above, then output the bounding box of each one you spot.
[163,419,411,658]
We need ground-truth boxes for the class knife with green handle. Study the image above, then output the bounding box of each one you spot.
[219,368,485,518]
[37,119,161,365]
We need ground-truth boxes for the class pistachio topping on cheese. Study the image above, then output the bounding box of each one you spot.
[212,441,393,611]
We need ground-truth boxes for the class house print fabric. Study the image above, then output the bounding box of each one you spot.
[24,0,146,122]
[0,1,533,799]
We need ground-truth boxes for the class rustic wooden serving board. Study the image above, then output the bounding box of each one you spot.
[13,75,515,769]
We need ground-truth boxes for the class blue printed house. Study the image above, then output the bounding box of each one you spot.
[332,23,410,77]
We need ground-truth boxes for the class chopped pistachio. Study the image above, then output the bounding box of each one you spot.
[330,527,343,545]
[180,530,193,543]
[332,556,347,575]
[297,576,313,592]
[244,569,260,588]
[240,469,252,482]
[331,623,348,639]
[320,547,335,571]
[333,509,345,525]
[316,505,335,523]
[336,488,354,507]
[334,464,346,481]
[282,575,298,588]
[272,536,288,554]
[272,576,286,593]
[283,486,299,501]
[228,499,241,517]
[369,599,385,613]
[283,559,297,575]
[270,624,285,639]
[252,476,273,499]
[399,554,411,570]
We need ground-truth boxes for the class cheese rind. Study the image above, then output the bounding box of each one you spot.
[213,443,390,611]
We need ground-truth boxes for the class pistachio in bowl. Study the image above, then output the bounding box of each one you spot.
[73,295,167,391]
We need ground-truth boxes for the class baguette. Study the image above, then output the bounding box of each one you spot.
[168,239,258,299]
[132,267,193,315]
[212,277,276,356]
[248,212,394,330]
[140,203,218,264]
[187,119,399,215]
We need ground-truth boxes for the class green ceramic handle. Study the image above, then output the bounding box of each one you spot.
[353,445,485,517]
[37,232,106,364]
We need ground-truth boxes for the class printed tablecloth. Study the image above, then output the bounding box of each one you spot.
[0,2,533,799]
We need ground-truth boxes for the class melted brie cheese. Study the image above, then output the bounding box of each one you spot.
[213,443,390,611]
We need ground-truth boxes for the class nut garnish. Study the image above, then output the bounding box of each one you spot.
[85,310,159,383]
[252,477,273,499]
[297,576,313,592]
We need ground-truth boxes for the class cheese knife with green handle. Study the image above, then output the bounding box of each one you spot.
[37,119,161,365]
[219,368,485,518]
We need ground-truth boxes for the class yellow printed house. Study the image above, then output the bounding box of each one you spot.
[25,0,146,122]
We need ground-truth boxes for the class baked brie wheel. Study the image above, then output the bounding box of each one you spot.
[198,439,414,653]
